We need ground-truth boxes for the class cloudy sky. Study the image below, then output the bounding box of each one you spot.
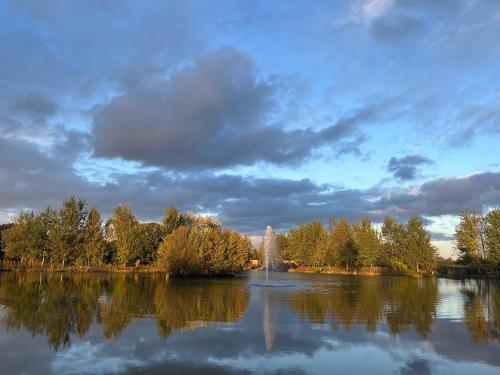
[1,0,500,256]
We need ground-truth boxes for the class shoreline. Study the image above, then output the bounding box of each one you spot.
[287,265,500,279]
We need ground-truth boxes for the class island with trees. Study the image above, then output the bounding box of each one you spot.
[0,196,499,277]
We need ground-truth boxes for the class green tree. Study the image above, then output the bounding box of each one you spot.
[287,221,326,266]
[157,226,203,275]
[330,218,356,269]
[0,223,14,260]
[455,213,483,265]
[136,222,164,264]
[484,209,500,265]
[275,233,290,260]
[380,216,407,270]
[108,205,139,266]
[4,211,51,265]
[406,216,436,271]
[49,196,87,267]
[83,207,106,266]
[352,216,380,268]
[162,206,183,235]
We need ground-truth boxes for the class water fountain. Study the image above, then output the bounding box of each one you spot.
[263,225,281,282]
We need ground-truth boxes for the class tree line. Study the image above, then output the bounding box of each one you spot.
[0,196,251,276]
[275,216,437,272]
[455,210,500,268]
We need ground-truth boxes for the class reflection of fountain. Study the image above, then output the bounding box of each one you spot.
[263,225,282,282]
[263,292,275,351]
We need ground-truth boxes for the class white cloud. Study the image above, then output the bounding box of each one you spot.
[51,342,146,375]
[352,0,394,23]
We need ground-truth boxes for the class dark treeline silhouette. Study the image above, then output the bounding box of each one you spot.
[0,272,249,350]
[1,196,250,276]
[455,210,500,269]
[276,216,437,273]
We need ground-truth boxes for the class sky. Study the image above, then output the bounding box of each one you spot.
[1,0,500,257]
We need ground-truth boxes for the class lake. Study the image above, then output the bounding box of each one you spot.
[0,270,499,374]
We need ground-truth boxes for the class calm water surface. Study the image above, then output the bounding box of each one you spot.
[0,270,499,374]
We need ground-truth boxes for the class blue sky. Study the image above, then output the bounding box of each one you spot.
[1,0,500,257]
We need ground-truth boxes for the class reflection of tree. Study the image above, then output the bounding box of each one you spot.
[290,277,438,337]
[155,279,248,338]
[0,273,102,350]
[462,280,500,343]
[0,273,249,351]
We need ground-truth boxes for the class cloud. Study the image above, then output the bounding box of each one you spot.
[93,46,396,170]
[386,154,434,180]
[374,172,500,217]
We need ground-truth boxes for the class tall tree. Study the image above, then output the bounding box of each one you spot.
[136,222,164,264]
[406,216,436,271]
[4,211,50,265]
[352,216,381,268]
[49,196,87,267]
[333,218,356,269]
[0,223,14,260]
[455,213,483,265]
[380,216,407,270]
[162,206,183,235]
[484,209,500,265]
[83,207,106,266]
[287,221,325,266]
[108,205,139,266]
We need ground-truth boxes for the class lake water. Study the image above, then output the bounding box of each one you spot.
[0,270,499,374]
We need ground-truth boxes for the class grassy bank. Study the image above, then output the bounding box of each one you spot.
[288,265,434,277]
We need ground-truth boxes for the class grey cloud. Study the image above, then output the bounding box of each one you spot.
[10,92,57,121]
[371,13,425,42]
[374,172,500,218]
[93,47,393,169]
[387,154,434,180]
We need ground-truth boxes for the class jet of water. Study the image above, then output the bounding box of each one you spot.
[263,225,282,281]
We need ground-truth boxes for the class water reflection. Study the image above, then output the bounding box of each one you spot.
[0,271,499,374]
[289,277,438,337]
[462,279,500,343]
[0,273,248,350]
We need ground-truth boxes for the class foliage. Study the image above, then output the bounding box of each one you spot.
[455,213,483,265]
[107,205,140,266]
[352,216,380,268]
[83,207,106,266]
[0,223,14,260]
[485,209,500,265]
[157,226,250,276]
[49,196,87,267]
[278,215,438,272]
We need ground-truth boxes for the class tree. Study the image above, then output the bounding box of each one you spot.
[275,233,290,260]
[333,218,356,269]
[484,209,500,265]
[287,221,326,266]
[380,216,407,270]
[0,223,14,260]
[4,211,50,265]
[83,207,106,266]
[49,196,87,267]
[108,205,139,266]
[157,226,203,275]
[352,216,381,268]
[162,206,183,235]
[406,216,436,271]
[136,222,164,264]
[455,213,483,265]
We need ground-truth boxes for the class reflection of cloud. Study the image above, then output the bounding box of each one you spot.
[51,342,146,375]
